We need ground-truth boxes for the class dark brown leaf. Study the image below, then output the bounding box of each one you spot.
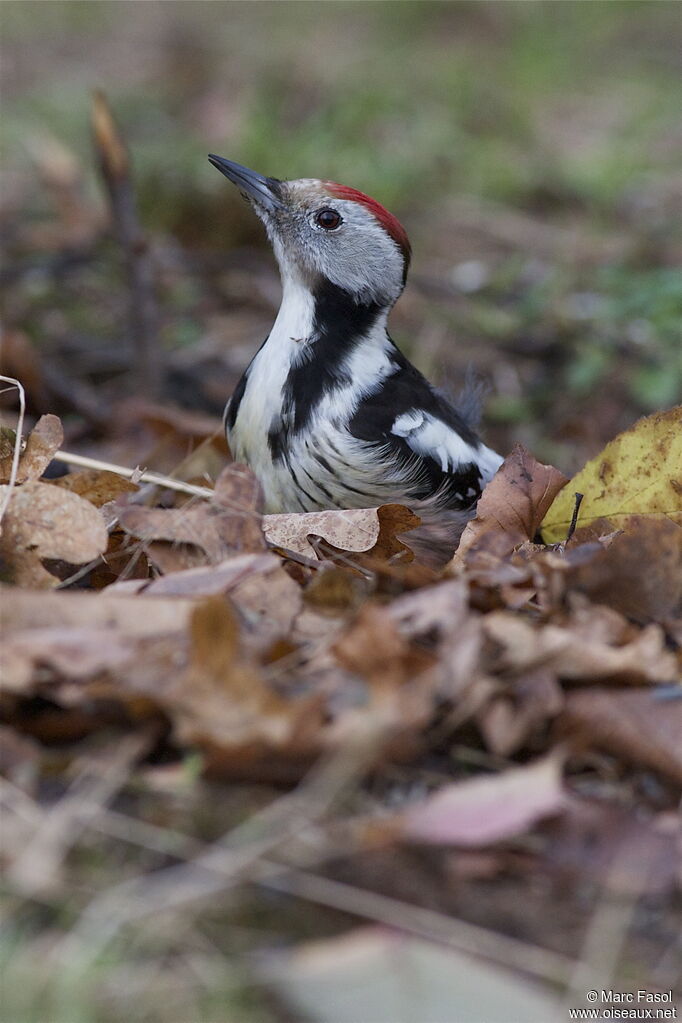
[117,463,266,569]
[556,687,682,785]
[455,445,568,561]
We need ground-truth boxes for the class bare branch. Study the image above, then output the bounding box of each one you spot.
[91,90,161,397]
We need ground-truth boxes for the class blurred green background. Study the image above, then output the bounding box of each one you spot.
[2,0,681,468]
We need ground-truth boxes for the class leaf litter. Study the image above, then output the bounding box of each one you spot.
[1,406,681,1013]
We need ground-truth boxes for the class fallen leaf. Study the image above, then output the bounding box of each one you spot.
[402,754,566,846]
[2,626,137,693]
[333,604,434,690]
[386,580,488,706]
[0,587,196,692]
[556,687,682,785]
[483,610,678,684]
[265,506,384,558]
[117,462,266,569]
[169,596,327,777]
[478,669,564,756]
[568,516,682,622]
[0,585,194,634]
[0,414,63,484]
[258,926,560,1023]
[542,405,682,542]
[303,566,372,616]
[0,480,107,587]
[50,468,138,506]
[455,445,568,560]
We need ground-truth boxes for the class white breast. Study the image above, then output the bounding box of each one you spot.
[229,278,315,504]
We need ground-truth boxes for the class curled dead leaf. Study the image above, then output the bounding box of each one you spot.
[455,445,568,562]
[118,463,266,570]
[0,414,64,484]
[333,604,434,690]
[0,480,107,587]
[483,610,678,685]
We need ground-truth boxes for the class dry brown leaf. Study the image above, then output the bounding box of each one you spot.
[483,610,678,684]
[321,503,422,567]
[568,516,682,622]
[2,626,137,693]
[328,603,441,760]
[0,584,194,634]
[556,688,682,785]
[384,580,489,710]
[0,414,63,484]
[116,552,302,650]
[478,668,564,756]
[402,754,566,846]
[0,480,108,587]
[169,596,327,777]
[265,506,384,558]
[303,566,372,616]
[387,579,470,640]
[455,445,568,562]
[118,462,266,569]
[334,604,434,690]
[50,468,138,506]
[0,587,196,692]
[265,503,420,562]
[1,575,325,778]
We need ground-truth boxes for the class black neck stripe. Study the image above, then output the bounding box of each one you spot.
[268,278,383,454]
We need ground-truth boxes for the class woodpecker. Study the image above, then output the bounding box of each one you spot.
[209,155,503,563]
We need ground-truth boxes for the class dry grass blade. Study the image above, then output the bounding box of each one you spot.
[6,732,151,896]
[55,734,382,970]
[561,845,644,1016]
[0,376,26,527]
[52,448,215,499]
[258,869,576,988]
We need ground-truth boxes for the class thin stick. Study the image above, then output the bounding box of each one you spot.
[260,868,575,988]
[91,90,161,397]
[52,448,215,499]
[0,376,26,526]
[566,492,584,542]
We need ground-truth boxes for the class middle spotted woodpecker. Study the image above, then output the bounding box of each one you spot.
[209,154,504,563]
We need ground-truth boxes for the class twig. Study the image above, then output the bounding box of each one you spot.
[52,448,215,499]
[55,735,382,970]
[259,868,575,988]
[6,733,150,897]
[0,376,26,527]
[91,90,161,397]
[560,844,642,1016]
[566,492,584,543]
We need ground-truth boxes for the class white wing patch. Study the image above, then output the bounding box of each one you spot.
[391,409,503,483]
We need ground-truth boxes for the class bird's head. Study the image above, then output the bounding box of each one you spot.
[209,155,411,307]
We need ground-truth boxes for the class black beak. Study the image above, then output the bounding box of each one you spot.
[208,154,284,213]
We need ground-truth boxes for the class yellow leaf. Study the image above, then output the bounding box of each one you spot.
[541,406,682,543]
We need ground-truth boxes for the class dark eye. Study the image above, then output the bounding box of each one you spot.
[315,208,342,230]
